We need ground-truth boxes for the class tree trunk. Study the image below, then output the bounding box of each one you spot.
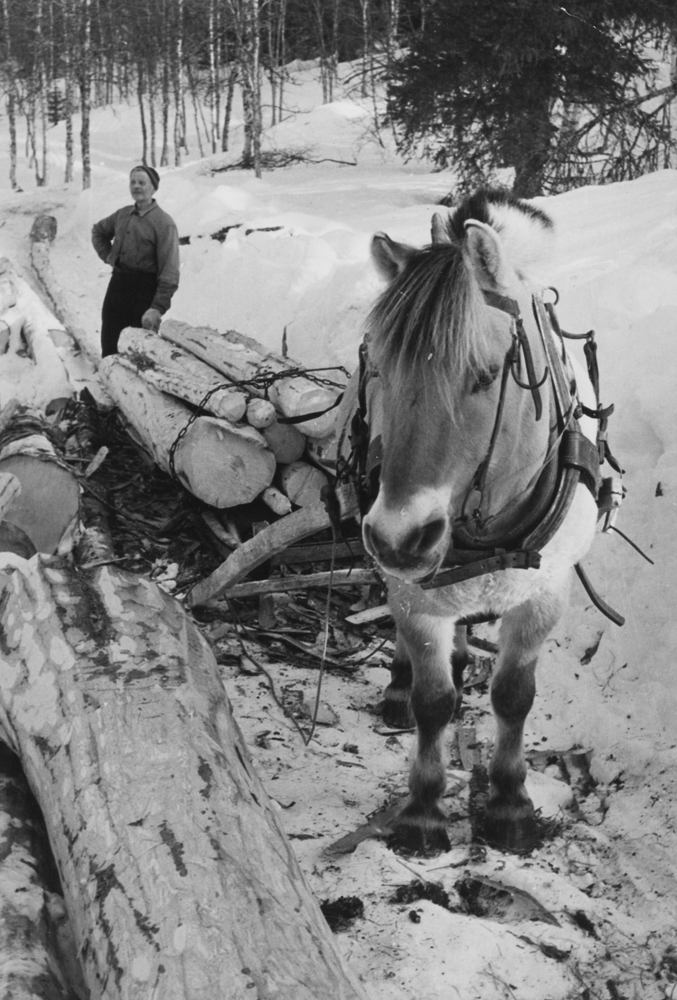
[137,64,148,165]
[160,60,170,166]
[0,553,370,1000]
[99,356,277,507]
[118,327,248,422]
[208,0,219,153]
[173,0,185,165]
[79,0,92,189]
[1,0,19,191]
[222,63,238,152]
[160,320,344,438]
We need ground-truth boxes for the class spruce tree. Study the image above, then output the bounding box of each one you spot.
[387,0,677,197]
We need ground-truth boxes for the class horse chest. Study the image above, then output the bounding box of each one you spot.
[387,568,540,621]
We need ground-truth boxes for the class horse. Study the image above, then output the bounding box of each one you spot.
[341,188,603,854]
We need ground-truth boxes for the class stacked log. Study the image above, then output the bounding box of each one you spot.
[99,324,346,513]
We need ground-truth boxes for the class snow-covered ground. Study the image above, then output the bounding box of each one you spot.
[1,65,676,997]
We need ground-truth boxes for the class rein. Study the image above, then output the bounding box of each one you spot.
[448,288,597,559]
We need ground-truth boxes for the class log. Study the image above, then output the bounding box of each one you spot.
[29,216,99,366]
[225,567,378,599]
[306,430,338,472]
[0,409,80,555]
[246,398,276,429]
[0,553,369,1000]
[0,258,23,353]
[0,741,87,999]
[187,484,360,607]
[0,258,17,314]
[118,327,247,423]
[0,260,74,411]
[100,357,276,507]
[161,320,344,438]
[279,460,330,507]
[261,486,293,517]
[261,419,306,464]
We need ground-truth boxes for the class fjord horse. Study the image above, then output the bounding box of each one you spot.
[352,189,600,853]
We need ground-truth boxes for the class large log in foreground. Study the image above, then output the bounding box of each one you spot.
[0,553,369,1000]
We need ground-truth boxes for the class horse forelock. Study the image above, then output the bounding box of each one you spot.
[365,239,492,413]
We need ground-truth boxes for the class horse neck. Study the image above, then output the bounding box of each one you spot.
[477,299,553,523]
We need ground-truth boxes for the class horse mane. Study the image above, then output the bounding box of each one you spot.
[365,188,554,400]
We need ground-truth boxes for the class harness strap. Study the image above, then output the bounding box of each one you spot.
[277,394,343,424]
[574,563,625,627]
[422,549,542,590]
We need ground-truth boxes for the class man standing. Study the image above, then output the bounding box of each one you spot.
[92,165,180,357]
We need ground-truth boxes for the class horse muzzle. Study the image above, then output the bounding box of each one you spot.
[362,506,450,582]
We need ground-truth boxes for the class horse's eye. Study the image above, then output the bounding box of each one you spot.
[471,365,500,393]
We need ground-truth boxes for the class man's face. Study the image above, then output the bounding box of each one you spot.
[130,170,154,205]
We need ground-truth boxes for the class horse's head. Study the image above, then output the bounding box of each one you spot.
[361,190,554,582]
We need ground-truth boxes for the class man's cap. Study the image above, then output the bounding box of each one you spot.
[131,165,160,190]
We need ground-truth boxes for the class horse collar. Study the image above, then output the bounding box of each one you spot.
[428,290,601,590]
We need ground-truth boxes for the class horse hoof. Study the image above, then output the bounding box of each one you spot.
[388,804,451,856]
[381,691,414,729]
[479,809,540,854]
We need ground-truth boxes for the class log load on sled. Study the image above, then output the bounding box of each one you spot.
[99,322,345,514]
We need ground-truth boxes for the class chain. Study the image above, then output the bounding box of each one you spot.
[167,364,350,479]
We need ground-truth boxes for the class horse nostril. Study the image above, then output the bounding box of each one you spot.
[413,517,447,554]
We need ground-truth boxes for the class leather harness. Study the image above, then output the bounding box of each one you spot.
[338,288,625,624]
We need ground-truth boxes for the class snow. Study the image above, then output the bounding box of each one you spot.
[1,63,677,997]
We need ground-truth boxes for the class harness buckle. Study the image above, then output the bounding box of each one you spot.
[598,476,625,531]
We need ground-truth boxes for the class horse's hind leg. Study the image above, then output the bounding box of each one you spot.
[390,613,457,854]
[483,594,563,852]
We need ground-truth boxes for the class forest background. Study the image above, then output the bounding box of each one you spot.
[4,0,677,199]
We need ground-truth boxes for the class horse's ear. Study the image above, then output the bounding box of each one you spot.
[464,220,512,290]
[430,212,450,244]
[371,233,413,282]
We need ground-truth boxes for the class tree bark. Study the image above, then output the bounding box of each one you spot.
[99,356,276,507]
[118,327,247,423]
[0,553,370,1000]
[0,741,87,1000]
[161,320,344,438]
[78,0,92,189]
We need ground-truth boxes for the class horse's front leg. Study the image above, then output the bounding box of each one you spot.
[484,594,563,852]
[390,612,458,854]
[383,624,468,730]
